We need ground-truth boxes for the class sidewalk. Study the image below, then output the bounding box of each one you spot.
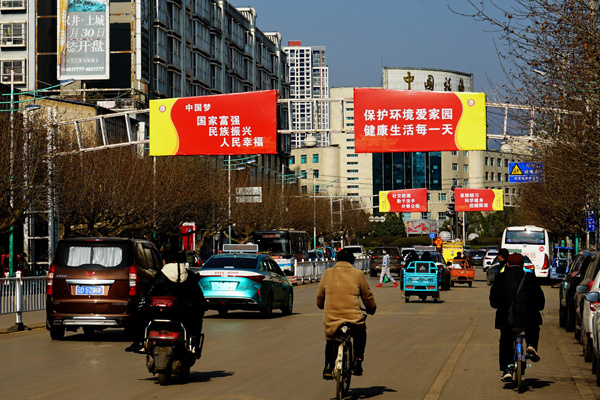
[0,310,46,334]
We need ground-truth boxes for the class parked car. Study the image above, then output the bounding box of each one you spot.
[468,250,487,267]
[579,268,600,363]
[574,253,600,344]
[560,252,596,332]
[483,250,499,272]
[46,237,163,340]
[369,246,402,277]
[198,252,293,317]
[307,250,325,261]
[585,290,600,383]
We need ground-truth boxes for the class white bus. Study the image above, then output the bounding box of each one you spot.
[501,225,554,278]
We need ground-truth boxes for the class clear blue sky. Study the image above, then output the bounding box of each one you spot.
[231,0,509,101]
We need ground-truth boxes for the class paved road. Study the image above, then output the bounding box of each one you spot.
[1,270,599,399]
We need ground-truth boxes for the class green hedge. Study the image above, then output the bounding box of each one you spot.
[361,236,501,251]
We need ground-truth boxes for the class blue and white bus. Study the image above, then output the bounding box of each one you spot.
[252,230,310,272]
[501,225,554,278]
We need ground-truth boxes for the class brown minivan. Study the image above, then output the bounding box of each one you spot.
[46,237,162,340]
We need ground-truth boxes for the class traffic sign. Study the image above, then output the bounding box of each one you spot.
[587,210,597,232]
[429,233,436,239]
[508,162,544,183]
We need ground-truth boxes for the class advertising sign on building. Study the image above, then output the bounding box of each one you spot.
[379,188,427,213]
[405,219,439,235]
[57,0,110,80]
[149,90,278,156]
[354,88,486,153]
[508,162,545,183]
[135,0,150,83]
[454,188,504,212]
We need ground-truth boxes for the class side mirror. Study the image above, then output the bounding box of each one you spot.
[585,291,600,302]
[576,284,589,293]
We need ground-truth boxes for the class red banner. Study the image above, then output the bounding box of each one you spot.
[354,88,486,153]
[454,188,504,212]
[149,90,278,156]
[379,188,428,212]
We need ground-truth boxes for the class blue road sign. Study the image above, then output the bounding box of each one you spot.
[429,232,436,239]
[587,210,597,232]
[508,162,545,183]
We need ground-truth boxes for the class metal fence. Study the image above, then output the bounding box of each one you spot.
[293,257,370,284]
[0,276,46,315]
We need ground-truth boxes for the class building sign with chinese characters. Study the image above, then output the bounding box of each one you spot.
[454,188,504,212]
[354,89,486,153]
[57,0,110,80]
[149,90,278,156]
[379,188,427,213]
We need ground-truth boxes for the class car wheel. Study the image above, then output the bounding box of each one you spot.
[468,282,472,288]
[593,352,598,374]
[282,291,293,316]
[158,372,170,386]
[50,326,65,340]
[404,297,409,303]
[596,354,600,386]
[584,335,593,362]
[559,307,567,328]
[261,293,274,318]
[566,307,575,332]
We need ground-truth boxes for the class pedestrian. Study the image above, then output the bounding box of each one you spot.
[490,253,545,381]
[496,248,510,273]
[376,249,398,288]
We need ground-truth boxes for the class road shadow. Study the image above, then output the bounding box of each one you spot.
[140,370,234,386]
[61,329,130,343]
[342,385,397,399]
[502,377,553,393]
[205,311,296,320]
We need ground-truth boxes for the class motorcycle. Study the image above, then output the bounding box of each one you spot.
[143,296,204,385]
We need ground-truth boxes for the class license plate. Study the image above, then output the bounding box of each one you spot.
[76,285,105,295]
[211,281,237,291]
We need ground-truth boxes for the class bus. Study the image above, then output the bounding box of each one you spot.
[252,230,310,272]
[501,226,554,278]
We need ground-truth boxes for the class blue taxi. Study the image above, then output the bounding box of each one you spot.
[198,247,294,318]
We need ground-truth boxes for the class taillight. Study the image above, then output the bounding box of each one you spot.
[591,302,600,312]
[129,265,137,296]
[47,264,56,295]
[542,254,549,270]
[589,280,595,291]
[248,275,265,284]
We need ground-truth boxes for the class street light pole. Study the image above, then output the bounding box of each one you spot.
[228,155,231,244]
[8,68,15,276]
[313,171,316,250]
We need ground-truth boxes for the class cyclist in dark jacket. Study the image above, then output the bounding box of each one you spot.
[490,253,545,381]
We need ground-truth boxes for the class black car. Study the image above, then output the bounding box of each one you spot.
[468,250,487,267]
[559,251,596,332]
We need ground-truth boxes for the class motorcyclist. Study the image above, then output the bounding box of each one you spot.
[125,251,206,354]
[316,248,377,379]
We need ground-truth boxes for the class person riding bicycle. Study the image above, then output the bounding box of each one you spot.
[125,251,206,354]
[490,253,545,381]
[316,248,377,379]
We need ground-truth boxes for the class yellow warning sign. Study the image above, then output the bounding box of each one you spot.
[510,164,523,175]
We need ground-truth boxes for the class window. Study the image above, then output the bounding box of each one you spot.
[313,170,319,178]
[421,212,430,219]
[452,178,458,186]
[301,170,308,179]
[451,151,458,156]
[0,60,25,84]
[485,171,489,180]
[438,193,447,201]
[301,155,307,164]
[347,162,358,165]
[289,156,295,164]
[0,0,25,8]
[463,179,468,186]
[497,158,502,167]
[1,23,25,46]
[346,138,354,142]
[347,169,358,173]
[438,212,447,220]
[348,177,358,181]
[497,174,502,182]
[463,164,468,172]
[452,163,458,171]
[484,157,488,166]
[505,173,509,182]
[301,186,307,194]
[347,154,358,158]
[504,159,509,167]
[313,154,319,163]
[346,146,354,150]
[490,172,495,181]
[463,151,468,157]
[347,185,358,189]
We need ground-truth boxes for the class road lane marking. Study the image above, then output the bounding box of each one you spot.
[424,317,478,400]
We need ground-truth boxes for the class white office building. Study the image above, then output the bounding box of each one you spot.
[283,41,330,148]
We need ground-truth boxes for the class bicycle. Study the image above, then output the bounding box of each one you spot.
[510,329,528,392]
[332,310,367,400]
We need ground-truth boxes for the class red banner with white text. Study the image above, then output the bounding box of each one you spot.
[379,188,428,213]
[454,188,504,212]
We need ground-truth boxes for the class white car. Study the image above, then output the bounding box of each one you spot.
[483,250,499,272]
[343,245,366,259]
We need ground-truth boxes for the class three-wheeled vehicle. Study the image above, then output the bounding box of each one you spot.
[550,246,575,284]
[402,261,440,302]
[449,258,475,287]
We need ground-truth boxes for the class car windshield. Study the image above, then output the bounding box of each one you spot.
[61,245,125,268]
[201,257,258,270]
